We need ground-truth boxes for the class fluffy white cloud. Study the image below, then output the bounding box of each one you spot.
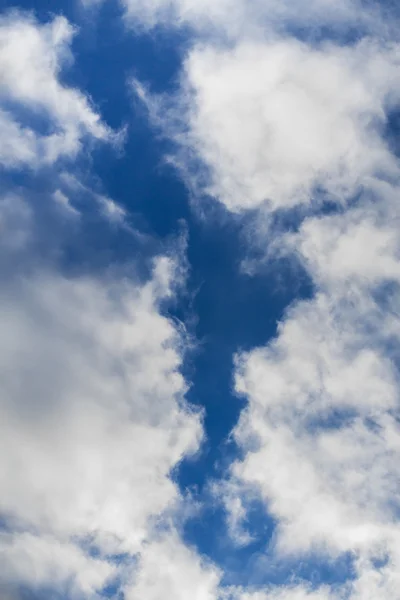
[226,116,400,600]
[124,0,400,595]
[153,38,398,212]
[127,2,400,593]
[0,253,204,595]
[0,10,220,600]
[0,11,207,598]
[234,288,399,546]
[4,3,400,600]
[125,533,221,600]
[0,261,192,588]
[129,2,400,599]
[0,532,114,598]
[128,2,400,596]
[229,203,400,600]
[0,12,114,168]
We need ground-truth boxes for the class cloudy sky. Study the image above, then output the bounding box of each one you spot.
[1,0,400,599]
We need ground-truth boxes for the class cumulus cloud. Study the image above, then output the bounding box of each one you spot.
[0,12,115,168]
[0,532,114,597]
[4,2,400,600]
[0,249,205,596]
[220,41,400,600]
[234,289,399,548]
[0,11,210,600]
[136,37,400,213]
[125,0,400,598]
[125,533,221,600]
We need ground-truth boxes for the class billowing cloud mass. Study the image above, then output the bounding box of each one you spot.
[0,11,209,600]
[230,178,400,598]
[125,533,220,600]
[3,0,400,599]
[124,0,400,598]
[176,39,400,211]
[0,255,203,597]
[153,6,400,600]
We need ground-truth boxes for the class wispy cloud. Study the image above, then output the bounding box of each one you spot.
[0,12,117,168]
[85,0,394,41]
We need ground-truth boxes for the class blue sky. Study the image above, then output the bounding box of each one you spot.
[1,1,400,599]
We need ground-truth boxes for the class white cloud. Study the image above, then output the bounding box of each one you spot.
[0,108,40,167]
[127,3,400,600]
[0,12,218,599]
[298,215,400,289]
[59,171,129,224]
[0,12,114,168]
[225,140,400,600]
[227,247,400,600]
[124,533,221,600]
[4,4,400,600]
[129,1,400,595]
[0,252,206,596]
[128,6,400,595]
[0,532,115,598]
[126,0,400,595]
[0,10,219,600]
[0,259,200,527]
[228,168,400,595]
[53,189,81,217]
[85,0,388,42]
[150,37,399,213]
[232,587,334,600]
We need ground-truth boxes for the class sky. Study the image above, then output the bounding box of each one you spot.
[1,0,400,599]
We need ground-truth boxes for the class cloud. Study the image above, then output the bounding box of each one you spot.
[128,5,400,593]
[85,0,391,42]
[0,532,114,598]
[227,198,400,600]
[211,37,400,585]
[0,252,204,596]
[128,0,400,595]
[139,37,399,213]
[234,287,398,544]
[125,1,400,599]
[0,11,209,599]
[232,587,333,600]
[3,4,400,600]
[0,12,115,168]
[59,171,128,224]
[53,189,81,218]
[223,71,400,600]
[124,533,221,600]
